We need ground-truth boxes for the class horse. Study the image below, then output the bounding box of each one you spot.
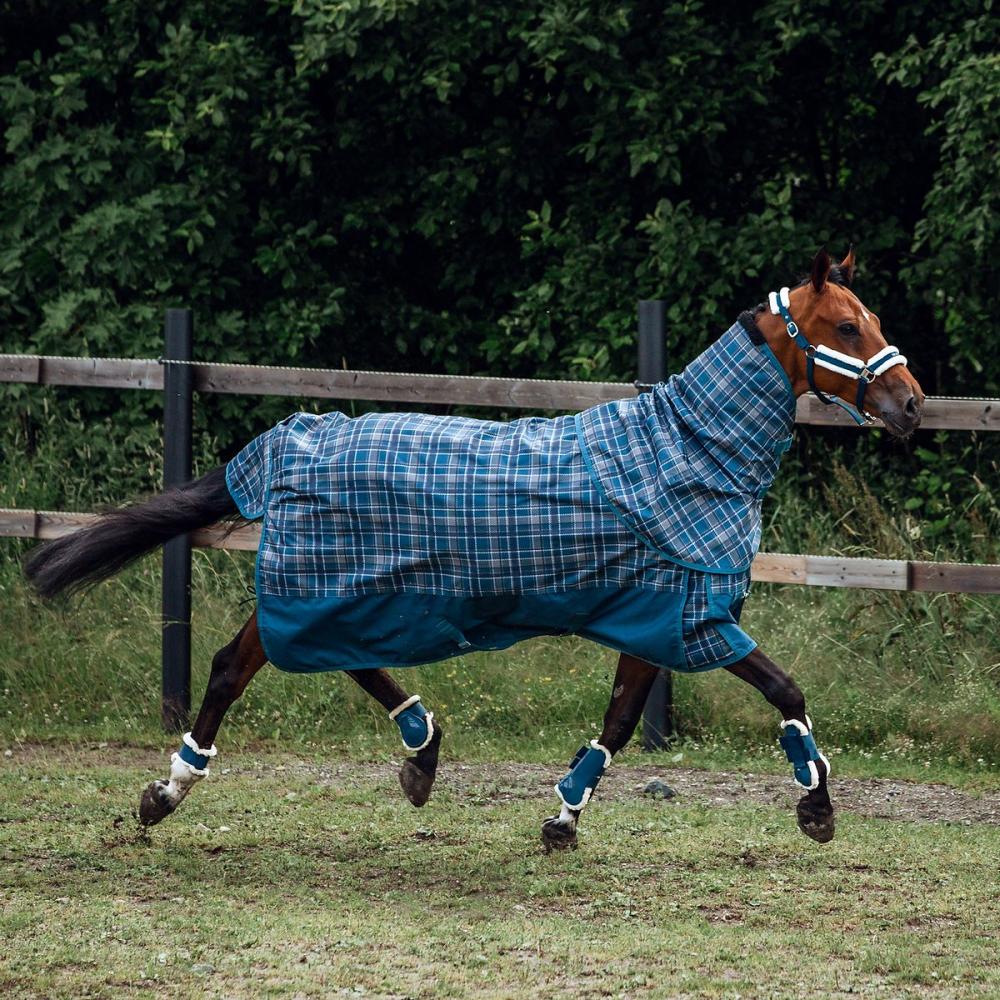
[23,248,924,852]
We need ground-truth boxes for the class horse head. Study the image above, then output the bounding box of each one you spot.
[762,248,925,437]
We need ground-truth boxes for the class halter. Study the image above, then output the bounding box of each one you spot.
[768,287,908,426]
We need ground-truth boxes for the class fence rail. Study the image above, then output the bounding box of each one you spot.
[4,320,999,742]
[3,508,999,594]
[2,353,998,429]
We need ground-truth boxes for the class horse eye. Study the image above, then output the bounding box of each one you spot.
[838,323,859,337]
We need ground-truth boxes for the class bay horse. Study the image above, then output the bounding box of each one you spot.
[24,249,924,852]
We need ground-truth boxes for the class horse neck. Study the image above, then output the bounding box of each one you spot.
[754,308,807,396]
[654,320,796,480]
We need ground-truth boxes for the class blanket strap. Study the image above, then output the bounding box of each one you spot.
[555,740,613,810]
[389,695,435,752]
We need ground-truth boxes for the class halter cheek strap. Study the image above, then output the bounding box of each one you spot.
[768,287,908,426]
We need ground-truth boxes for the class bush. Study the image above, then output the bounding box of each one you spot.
[1,2,998,505]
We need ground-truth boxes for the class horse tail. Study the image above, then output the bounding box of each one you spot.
[23,466,238,600]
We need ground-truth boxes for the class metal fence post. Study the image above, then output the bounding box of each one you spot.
[162,309,193,732]
[637,300,674,750]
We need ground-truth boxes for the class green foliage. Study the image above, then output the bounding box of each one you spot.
[1,0,998,507]
[874,2,1000,391]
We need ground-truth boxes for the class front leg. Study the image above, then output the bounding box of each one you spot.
[727,649,835,843]
[542,653,659,853]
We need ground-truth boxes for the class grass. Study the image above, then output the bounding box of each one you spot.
[2,420,1000,996]
[2,544,998,782]
[2,749,999,999]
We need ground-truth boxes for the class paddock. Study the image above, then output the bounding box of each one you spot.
[3,745,999,998]
[2,304,998,742]
[3,305,1000,994]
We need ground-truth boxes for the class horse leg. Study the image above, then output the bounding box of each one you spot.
[726,648,835,843]
[541,653,659,853]
[346,669,442,807]
[139,612,266,826]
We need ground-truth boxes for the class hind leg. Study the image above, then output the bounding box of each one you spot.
[139,612,266,826]
[346,669,442,807]
[542,653,659,853]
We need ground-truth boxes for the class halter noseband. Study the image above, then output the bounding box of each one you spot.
[768,287,908,426]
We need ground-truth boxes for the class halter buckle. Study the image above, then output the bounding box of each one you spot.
[786,321,799,337]
[859,367,875,384]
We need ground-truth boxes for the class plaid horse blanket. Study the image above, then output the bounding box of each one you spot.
[226,318,796,673]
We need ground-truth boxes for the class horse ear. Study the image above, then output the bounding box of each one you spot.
[811,247,832,293]
[838,245,857,286]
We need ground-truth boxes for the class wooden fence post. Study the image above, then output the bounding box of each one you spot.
[162,309,193,732]
[637,300,674,750]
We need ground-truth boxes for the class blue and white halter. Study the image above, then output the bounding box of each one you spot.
[768,286,908,425]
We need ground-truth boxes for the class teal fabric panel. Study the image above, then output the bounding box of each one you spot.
[257,587,692,674]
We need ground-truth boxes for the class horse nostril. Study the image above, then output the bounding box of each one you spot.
[904,394,918,417]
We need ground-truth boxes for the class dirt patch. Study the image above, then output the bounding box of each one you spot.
[321,758,1000,827]
[5,745,1000,826]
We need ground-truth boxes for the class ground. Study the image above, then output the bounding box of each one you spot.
[2,746,999,999]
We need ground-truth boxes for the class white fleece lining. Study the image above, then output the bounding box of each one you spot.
[558,803,577,824]
[867,345,899,366]
[553,740,613,809]
[161,751,208,805]
[388,696,434,751]
[388,695,422,720]
[781,718,809,736]
[812,350,907,379]
[169,752,208,778]
[182,731,217,759]
[589,740,613,768]
[768,287,791,312]
[817,342,870,366]
[555,781,594,810]
[871,353,907,373]
[780,717,828,791]
[406,711,434,752]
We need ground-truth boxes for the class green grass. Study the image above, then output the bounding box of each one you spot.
[2,750,999,999]
[2,441,1000,997]
[2,546,998,782]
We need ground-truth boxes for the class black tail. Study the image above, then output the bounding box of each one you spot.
[23,466,238,600]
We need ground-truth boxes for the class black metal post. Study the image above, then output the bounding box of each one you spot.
[637,300,674,750]
[162,309,193,732]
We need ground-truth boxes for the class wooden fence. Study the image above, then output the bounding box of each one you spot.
[2,352,998,430]
[3,509,998,595]
[2,306,999,743]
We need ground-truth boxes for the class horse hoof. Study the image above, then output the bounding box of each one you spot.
[541,815,578,854]
[797,798,835,844]
[139,781,176,827]
[399,759,433,808]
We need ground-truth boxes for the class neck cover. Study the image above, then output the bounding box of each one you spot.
[576,320,796,573]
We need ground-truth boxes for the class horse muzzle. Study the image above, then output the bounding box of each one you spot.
[873,377,924,438]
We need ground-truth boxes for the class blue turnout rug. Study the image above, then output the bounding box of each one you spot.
[226,318,796,673]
